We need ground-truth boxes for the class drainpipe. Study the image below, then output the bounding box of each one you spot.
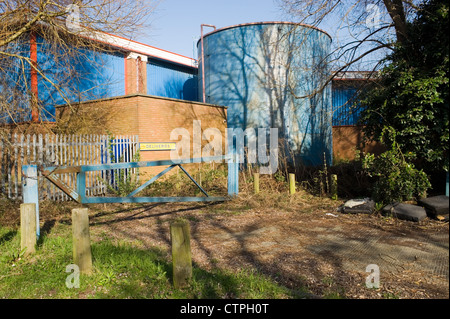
[30,32,39,123]
[126,52,148,95]
[136,56,141,93]
[200,24,216,103]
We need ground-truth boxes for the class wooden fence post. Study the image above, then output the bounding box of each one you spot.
[22,165,40,238]
[72,208,92,274]
[446,171,449,197]
[170,219,192,289]
[289,173,296,195]
[20,203,37,256]
[330,174,338,200]
[254,173,260,194]
[228,149,239,197]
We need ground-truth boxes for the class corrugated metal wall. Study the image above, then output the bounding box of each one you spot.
[147,59,198,102]
[0,35,31,123]
[332,83,364,126]
[37,35,125,121]
[2,33,203,125]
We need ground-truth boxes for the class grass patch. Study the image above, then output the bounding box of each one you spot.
[0,222,299,299]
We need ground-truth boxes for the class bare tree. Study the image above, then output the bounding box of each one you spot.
[278,0,422,82]
[0,0,158,132]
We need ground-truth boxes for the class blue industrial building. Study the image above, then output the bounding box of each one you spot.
[331,71,372,126]
[1,22,368,167]
[0,31,199,124]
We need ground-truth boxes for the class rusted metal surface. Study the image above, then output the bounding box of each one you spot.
[41,168,81,202]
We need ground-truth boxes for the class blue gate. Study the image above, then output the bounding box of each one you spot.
[23,153,239,237]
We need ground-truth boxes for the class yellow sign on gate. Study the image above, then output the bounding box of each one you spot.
[140,142,177,151]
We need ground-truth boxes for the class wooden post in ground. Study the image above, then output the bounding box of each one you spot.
[289,173,296,195]
[228,148,239,197]
[20,203,37,256]
[446,171,449,197]
[254,173,260,194]
[170,219,192,289]
[22,165,40,238]
[72,208,93,274]
[331,174,338,200]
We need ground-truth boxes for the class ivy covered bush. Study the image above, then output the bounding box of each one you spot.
[362,128,431,204]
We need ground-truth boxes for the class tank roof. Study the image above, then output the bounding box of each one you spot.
[198,21,332,45]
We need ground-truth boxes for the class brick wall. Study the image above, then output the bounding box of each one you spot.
[134,95,226,158]
[125,57,147,95]
[56,94,227,176]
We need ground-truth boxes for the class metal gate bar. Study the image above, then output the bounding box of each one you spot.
[23,153,239,237]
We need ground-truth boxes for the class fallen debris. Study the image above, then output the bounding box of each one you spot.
[382,202,427,222]
[339,198,375,214]
[417,195,449,219]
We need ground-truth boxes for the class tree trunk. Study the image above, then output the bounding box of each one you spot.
[383,0,408,44]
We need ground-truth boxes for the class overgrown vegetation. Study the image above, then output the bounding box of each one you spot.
[138,163,229,198]
[360,0,449,174]
[361,127,431,204]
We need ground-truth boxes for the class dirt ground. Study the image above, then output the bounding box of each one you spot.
[85,196,449,299]
[1,195,448,299]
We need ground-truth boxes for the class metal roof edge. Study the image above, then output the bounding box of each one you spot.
[84,30,198,69]
[54,94,227,109]
[197,21,332,46]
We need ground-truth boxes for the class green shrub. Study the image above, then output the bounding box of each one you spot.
[362,129,431,204]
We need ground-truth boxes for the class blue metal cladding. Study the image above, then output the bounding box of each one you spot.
[147,59,198,102]
[36,35,125,121]
[0,36,32,123]
[199,22,333,166]
[332,83,365,126]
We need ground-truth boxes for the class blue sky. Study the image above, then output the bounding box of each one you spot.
[140,0,285,58]
[136,0,389,70]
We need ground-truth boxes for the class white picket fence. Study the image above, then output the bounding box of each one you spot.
[0,133,139,201]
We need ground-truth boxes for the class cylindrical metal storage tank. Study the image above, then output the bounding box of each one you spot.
[198,22,333,167]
